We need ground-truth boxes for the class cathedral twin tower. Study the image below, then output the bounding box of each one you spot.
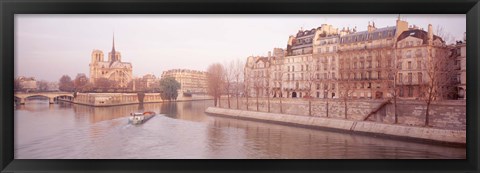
[89,34,133,88]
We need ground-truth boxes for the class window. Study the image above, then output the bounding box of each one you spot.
[306,65,309,71]
[301,65,304,71]
[398,73,403,83]
[326,47,330,52]
[324,73,328,79]
[408,61,412,69]
[418,72,423,83]
[408,73,412,84]
[332,73,336,79]
[316,84,320,90]
[417,61,421,69]
[406,50,412,58]
[408,86,413,97]
[318,48,322,53]
[292,74,295,80]
[292,66,295,72]
[333,46,337,51]
[415,49,422,57]
[397,62,402,70]
[301,73,304,80]
[287,74,290,81]
[288,66,290,72]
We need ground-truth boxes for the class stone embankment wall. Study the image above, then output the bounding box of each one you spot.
[205,107,466,145]
[73,93,212,106]
[218,97,466,130]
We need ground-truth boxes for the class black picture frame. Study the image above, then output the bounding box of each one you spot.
[1,0,478,172]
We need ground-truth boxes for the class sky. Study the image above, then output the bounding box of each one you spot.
[15,14,466,82]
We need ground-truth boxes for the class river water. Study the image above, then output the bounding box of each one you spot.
[14,99,466,159]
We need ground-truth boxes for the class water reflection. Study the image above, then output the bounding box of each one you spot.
[14,100,466,159]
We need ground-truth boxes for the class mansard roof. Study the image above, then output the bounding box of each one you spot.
[296,28,317,38]
[340,26,396,44]
[396,29,444,44]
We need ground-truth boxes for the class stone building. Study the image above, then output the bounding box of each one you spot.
[245,56,271,97]
[453,40,466,99]
[338,18,409,99]
[161,69,208,94]
[312,24,344,99]
[283,28,317,98]
[15,76,37,92]
[89,35,133,88]
[395,24,451,99]
[270,48,286,98]
[243,18,463,101]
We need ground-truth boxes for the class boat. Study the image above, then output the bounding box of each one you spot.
[128,111,156,125]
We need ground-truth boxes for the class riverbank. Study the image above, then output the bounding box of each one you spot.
[65,92,213,107]
[205,107,466,146]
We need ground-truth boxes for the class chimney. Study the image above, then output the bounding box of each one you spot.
[268,51,272,57]
[428,24,433,44]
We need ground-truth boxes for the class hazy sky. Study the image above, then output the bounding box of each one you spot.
[15,14,465,82]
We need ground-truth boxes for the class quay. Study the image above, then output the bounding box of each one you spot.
[205,107,466,146]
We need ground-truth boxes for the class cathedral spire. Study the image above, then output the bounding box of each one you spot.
[109,33,117,67]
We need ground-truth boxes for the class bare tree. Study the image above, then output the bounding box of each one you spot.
[233,59,244,109]
[339,58,356,119]
[382,48,400,123]
[305,64,317,116]
[244,71,250,110]
[37,80,49,92]
[223,61,235,109]
[265,62,272,113]
[74,73,89,92]
[253,71,263,112]
[278,67,285,114]
[420,46,454,126]
[207,63,225,107]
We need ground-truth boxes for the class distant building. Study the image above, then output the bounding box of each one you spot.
[142,74,158,89]
[16,76,37,92]
[89,34,133,88]
[161,69,208,94]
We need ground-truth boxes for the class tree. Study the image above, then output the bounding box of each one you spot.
[95,77,113,91]
[265,62,271,113]
[37,80,49,92]
[339,58,356,119]
[420,46,454,126]
[305,63,317,116]
[207,63,225,107]
[383,48,400,123]
[159,77,181,101]
[244,71,250,110]
[74,73,89,92]
[223,61,235,109]
[277,68,285,114]
[233,59,245,109]
[59,75,74,92]
[252,72,263,112]
[14,78,23,92]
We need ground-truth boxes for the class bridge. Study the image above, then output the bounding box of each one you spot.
[14,92,74,104]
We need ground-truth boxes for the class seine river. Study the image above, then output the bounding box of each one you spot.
[14,99,466,159]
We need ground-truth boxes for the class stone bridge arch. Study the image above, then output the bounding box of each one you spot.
[14,92,74,104]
